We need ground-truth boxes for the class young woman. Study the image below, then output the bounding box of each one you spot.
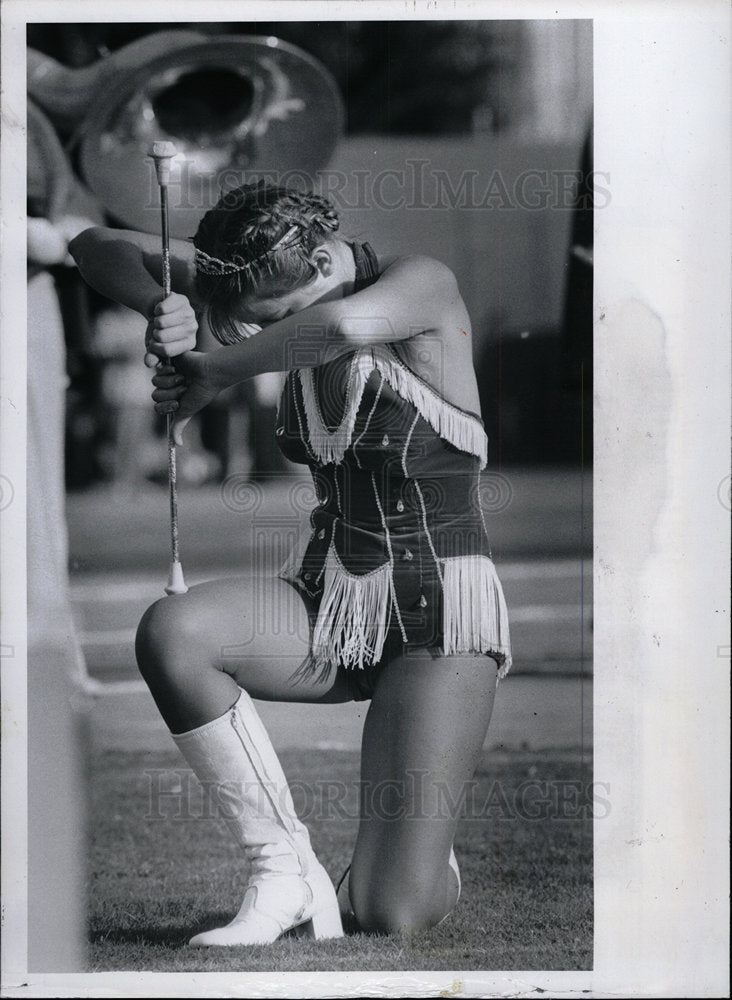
[69,182,512,946]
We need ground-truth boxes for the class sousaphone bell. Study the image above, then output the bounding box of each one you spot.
[28,31,344,237]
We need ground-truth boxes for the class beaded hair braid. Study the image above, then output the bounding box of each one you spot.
[193,181,340,345]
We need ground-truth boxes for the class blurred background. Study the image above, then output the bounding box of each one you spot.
[28,18,593,488]
[25,18,593,972]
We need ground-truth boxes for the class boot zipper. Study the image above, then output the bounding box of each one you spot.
[229,706,300,839]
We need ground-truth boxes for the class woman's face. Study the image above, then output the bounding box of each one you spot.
[237,241,350,328]
[238,281,323,327]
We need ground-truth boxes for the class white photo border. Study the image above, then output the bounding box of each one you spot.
[1,1,729,997]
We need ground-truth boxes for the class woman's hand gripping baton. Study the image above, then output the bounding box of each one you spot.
[149,141,188,596]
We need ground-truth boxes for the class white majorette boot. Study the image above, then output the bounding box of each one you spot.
[171,689,343,946]
[436,848,462,927]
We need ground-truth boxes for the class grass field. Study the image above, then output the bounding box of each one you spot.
[89,746,592,972]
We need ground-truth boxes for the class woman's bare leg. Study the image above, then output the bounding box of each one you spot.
[135,574,351,945]
[135,575,353,732]
[349,651,498,933]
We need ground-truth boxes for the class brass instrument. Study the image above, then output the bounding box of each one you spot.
[28,31,344,237]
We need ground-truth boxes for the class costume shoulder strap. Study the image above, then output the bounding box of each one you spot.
[351,241,380,291]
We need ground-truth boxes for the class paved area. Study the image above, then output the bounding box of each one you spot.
[87,674,592,756]
[67,467,592,754]
[67,467,591,572]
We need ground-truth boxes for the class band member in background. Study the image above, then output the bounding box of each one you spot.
[27,100,102,970]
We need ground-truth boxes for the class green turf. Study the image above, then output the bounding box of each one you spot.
[88,748,592,972]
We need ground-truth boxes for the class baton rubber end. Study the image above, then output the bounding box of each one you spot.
[165,561,188,596]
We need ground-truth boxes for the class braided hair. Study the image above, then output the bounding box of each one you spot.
[193,181,340,345]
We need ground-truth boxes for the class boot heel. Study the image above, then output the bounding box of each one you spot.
[296,898,344,940]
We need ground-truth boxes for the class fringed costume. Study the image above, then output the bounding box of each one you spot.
[276,242,512,697]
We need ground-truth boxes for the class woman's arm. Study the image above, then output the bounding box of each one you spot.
[69,227,200,364]
[204,255,459,388]
[152,255,461,443]
[68,226,199,317]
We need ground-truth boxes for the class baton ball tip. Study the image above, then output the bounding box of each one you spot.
[151,140,178,160]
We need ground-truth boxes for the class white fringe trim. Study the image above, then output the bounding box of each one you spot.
[297,346,488,468]
[441,555,513,679]
[371,470,408,643]
[298,352,376,466]
[311,543,393,670]
[373,346,488,469]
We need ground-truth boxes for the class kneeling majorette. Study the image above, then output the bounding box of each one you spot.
[70,180,512,945]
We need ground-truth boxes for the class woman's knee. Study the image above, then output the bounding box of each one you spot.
[350,873,447,935]
[135,595,204,679]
